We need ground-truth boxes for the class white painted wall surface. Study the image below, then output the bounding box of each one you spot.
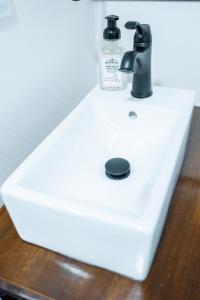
[0,0,97,206]
[105,1,200,104]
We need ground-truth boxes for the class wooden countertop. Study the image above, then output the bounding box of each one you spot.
[1,108,200,300]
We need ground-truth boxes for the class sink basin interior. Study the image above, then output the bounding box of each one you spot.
[19,98,178,218]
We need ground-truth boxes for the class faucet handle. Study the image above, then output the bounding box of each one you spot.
[125,21,143,40]
[125,21,152,44]
[125,21,138,30]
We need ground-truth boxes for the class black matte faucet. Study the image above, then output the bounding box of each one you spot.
[119,22,153,98]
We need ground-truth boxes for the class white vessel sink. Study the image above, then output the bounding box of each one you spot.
[1,85,195,281]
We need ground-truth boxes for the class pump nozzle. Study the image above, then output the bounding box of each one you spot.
[106,15,119,27]
[103,15,121,40]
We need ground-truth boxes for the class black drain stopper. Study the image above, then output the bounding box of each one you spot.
[105,158,131,180]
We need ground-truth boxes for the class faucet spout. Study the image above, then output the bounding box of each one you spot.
[119,51,139,73]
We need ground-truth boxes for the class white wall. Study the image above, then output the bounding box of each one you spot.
[0,0,97,206]
[105,1,200,104]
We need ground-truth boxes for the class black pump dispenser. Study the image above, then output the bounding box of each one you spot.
[103,15,121,40]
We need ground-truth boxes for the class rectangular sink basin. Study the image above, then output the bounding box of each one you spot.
[1,85,195,281]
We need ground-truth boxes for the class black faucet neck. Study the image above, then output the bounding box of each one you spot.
[131,45,152,98]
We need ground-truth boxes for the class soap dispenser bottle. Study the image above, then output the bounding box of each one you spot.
[99,15,127,91]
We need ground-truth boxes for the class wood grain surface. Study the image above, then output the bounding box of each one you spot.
[0,108,200,300]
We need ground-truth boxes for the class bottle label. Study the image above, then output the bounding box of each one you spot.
[102,55,123,88]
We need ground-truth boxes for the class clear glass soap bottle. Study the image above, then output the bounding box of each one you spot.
[99,15,127,91]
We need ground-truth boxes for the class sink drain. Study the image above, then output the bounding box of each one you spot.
[105,158,130,180]
[129,111,137,119]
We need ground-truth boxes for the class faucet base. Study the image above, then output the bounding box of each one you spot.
[131,90,153,99]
